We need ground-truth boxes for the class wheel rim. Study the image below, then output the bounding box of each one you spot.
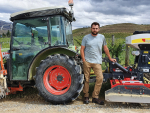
[43,65,71,95]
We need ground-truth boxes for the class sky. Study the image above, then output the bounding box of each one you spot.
[0,0,150,30]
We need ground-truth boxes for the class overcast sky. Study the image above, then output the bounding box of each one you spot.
[0,0,150,29]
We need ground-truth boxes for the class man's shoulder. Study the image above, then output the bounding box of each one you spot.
[97,34,105,40]
[84,34,91,38]
[98,34,105,37]
[82,34,91,40]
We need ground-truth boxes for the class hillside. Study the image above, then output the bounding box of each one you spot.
[73,23,150,37]
[72,23,150,47]
[0,20,12,34]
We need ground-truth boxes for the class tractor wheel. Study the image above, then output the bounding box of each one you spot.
[35,54,84,104]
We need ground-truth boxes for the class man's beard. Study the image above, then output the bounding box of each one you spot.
[91,31,98,35]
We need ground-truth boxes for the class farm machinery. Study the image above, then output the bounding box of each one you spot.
[103,32,150,103]
[0,0,150,104]
[0,0,84,104]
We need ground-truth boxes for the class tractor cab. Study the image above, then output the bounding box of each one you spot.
[10,7,74,80]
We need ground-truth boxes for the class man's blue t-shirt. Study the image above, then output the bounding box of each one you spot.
[81,34,107,64]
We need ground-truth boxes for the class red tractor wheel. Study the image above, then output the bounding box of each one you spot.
[35,54,84,104]
[43,65,71,95]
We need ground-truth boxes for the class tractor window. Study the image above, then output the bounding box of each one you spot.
[49,16,66,46]
[12,18,49,49]
[65,20,74,46]
[11,18,49,80]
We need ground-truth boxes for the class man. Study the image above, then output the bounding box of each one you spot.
[80,22,116,105]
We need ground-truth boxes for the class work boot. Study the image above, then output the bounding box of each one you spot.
[92,98,104,105]
[83,97,89,104]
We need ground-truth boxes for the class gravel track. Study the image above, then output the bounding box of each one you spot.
[0,87,149,113]
[1,96,150,113]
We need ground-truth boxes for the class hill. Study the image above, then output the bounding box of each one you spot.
[73,23,150,37]
[72,23,150,47]
[0,20,12,34]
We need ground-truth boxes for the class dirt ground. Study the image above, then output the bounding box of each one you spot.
[1,96,150,113]
[0,87,149,113]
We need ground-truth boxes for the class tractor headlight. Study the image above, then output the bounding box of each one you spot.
[132,51,140,56]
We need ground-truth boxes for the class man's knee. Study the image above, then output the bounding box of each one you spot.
[95,76,103,85]
[84,77,90,83]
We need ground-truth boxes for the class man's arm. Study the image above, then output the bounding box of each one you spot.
[103,45,116,62]
[80,45,86,62]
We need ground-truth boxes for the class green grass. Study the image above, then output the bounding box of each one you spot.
[1,48,9,52]
[102,32,132,38]
[0,38,10,48]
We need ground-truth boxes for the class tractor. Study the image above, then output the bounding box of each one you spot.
[0,1,84,104]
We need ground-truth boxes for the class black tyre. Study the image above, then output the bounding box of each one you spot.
[35,54,84,104]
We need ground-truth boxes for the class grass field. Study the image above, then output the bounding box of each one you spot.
[0,38,10,48]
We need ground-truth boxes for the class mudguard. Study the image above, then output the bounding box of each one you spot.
[28,47,77,80]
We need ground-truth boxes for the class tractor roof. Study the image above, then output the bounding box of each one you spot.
[10,6,72,21]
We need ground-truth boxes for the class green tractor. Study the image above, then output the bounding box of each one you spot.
[0,1,84,104]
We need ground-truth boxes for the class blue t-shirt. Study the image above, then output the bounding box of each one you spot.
[81,34,107,64]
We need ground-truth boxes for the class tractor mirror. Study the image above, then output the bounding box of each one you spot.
[132,51,140,56]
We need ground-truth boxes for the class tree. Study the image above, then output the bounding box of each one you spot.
[6,30,11,37]
[2,33,6,38]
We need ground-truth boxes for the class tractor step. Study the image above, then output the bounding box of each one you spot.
[105,85,150,103]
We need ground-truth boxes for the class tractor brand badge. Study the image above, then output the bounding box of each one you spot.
[142,39,150,43]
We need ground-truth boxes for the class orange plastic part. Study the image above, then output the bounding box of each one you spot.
[0,45,7,75]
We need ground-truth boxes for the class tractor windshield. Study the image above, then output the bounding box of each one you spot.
[11,16,73,80]
[49,16,74,46]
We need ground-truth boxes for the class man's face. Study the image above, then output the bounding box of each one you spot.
[91,25,100,35]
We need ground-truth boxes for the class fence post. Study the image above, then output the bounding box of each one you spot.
[125,45,129,66]
[112,35,115,58]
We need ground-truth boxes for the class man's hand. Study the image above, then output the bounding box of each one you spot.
[109,58,117,62]
[103,45,117,63]
[80,45,86,63]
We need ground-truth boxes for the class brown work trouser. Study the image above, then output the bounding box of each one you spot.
[83,61,103,98]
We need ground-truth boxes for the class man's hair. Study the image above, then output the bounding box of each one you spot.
[91,22,100,28]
